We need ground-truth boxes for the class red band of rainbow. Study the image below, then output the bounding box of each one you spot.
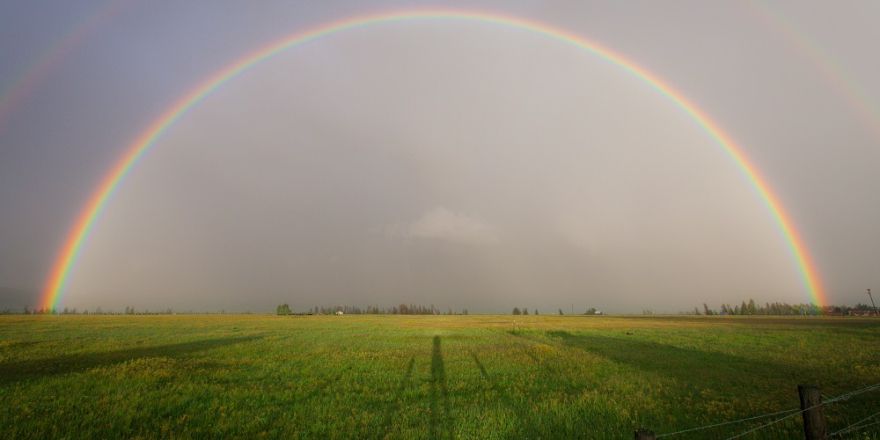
[40,9,826,310]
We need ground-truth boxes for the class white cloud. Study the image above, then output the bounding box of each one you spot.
[394,207,497,245]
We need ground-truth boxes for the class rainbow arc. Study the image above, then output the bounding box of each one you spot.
[40,9,826,310]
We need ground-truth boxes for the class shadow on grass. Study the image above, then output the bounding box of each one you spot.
[0,335,262,385]
[379,356,415,433]
[545,331,813,393]
[503,331,589,396]
[470,351,531,423]
[402,356,415,390]
[430,336,452,440]
[470,346,626,438]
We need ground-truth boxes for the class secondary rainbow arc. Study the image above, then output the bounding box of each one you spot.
[40,9,826,310]
[0,0,128,132]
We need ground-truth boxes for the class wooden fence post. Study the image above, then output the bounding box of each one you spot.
[634,428,656,440]
[798,384,827,440]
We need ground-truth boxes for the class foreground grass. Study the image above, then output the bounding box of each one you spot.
[0,315,878,439]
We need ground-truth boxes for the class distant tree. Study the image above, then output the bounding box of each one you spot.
[585,307,597,315]
[558,308,564,315]
[276,304,292,315]
[694,307,701,315]
[522,308,529,315]
[512,307,521,315]
[703,303,713,316]
[534,309,539,315]
[462,309,468,315]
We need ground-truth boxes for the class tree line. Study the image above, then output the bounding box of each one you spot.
[276,304,469,316]
[5,299,876,316]
[693,300,878,316]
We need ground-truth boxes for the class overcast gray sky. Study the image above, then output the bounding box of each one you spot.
[1,1,878,313]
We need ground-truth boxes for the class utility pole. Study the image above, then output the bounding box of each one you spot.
[868,289,877,315]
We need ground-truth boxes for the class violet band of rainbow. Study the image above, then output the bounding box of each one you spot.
[40,9,826,310]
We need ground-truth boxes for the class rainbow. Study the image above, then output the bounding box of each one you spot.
[743,0,880,142]
[40,9,826,310]
[0,0,128,133]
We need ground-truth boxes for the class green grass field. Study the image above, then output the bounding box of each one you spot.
[1,315,878,439]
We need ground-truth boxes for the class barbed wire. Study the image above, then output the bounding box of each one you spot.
[838,419,880,437]
[656,382,880,438]
[825,382,880,403]
[830,410,880,437]
[656,408,800,438]
[723,404,816,440]
[722,383,880,440]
